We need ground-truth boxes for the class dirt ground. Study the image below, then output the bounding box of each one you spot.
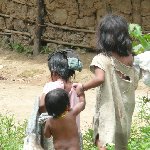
[0,48,150,132]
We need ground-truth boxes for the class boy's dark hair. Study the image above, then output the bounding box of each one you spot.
[45,88,70,118]
[47,49,76,81]
[97,14,132,56]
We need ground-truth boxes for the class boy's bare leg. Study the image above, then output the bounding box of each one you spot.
[96,139,107,150]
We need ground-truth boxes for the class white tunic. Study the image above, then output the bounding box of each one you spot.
[90,54,139,150]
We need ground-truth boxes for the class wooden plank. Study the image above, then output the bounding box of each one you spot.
[45,23,96,33]
[43,38,93,49]
[4,29,31,36]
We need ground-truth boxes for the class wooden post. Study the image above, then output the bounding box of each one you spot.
[33,0,45,56]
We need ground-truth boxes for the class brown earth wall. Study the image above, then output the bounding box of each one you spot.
[0,0,149,50]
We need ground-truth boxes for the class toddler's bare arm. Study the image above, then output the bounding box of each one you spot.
[44,119,52,138]
[72,86,86,116]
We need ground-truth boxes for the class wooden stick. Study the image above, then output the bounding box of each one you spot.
[0,32,11,35]
[0,13,35,24]
[42,38,93,49]
[45,23,96,33]
[3,29,31,36]
[0,13,10,18]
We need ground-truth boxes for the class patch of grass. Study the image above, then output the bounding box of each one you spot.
[128,96,150,150]
[83,129,98,150]
[0,95,149,150]
[40,46,54,54]
[9,42,33,55]
[0,114,27,150]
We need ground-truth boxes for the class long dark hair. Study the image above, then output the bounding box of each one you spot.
[97,14,132,56]
[48,50,75,81]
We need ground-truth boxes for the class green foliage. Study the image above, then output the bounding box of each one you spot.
[40,46,48,54]
[10,43,25,53]
[83,129,98,150]
[9,42,33,55]
[128,95,150,150]
[129,24,150,55]
[40,46,51,54]
[138,96,150,124]
[0,114,27,150]
[128,125,150,150]
[83,96,150,150]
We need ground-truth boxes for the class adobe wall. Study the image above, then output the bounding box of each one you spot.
[0,0,149,50]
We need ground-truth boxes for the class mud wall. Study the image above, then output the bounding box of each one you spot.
[0,0,149,50]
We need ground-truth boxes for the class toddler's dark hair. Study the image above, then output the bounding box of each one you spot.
[45,88,70,118]
[48,50,75,81]
[97,14,132,56]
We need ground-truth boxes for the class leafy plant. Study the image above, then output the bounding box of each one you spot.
[137,96,150,124]
[9,42,33,54]
[40,46,53,54]
[83,129,98,150]
[129,24,150,55]
[10,43,25,53]
[0,114,27,150]
[128,95,150,150]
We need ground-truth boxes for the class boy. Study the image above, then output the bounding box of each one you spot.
[44,87,85,150]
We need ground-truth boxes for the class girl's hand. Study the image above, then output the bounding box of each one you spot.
[73,83,84,96]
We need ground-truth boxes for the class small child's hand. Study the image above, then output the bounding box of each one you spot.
[73,83,84,96]
[72,83,78,89]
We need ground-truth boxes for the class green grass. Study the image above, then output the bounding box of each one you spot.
[0,96,149,150]
[0,114,27,150]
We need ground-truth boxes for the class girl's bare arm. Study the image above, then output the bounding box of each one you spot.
[74,67,105,96]
[83,67,105,91]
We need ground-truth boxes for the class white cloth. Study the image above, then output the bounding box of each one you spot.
[134,51,150,72]
[134,51,150,86]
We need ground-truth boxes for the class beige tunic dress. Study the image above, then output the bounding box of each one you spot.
[90,54,139,150]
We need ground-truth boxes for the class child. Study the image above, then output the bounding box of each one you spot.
[39,49,82,129]
[39,49,83,149]
[24,49,83,150]
[44,88,85,150]
[74,14,140,150]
